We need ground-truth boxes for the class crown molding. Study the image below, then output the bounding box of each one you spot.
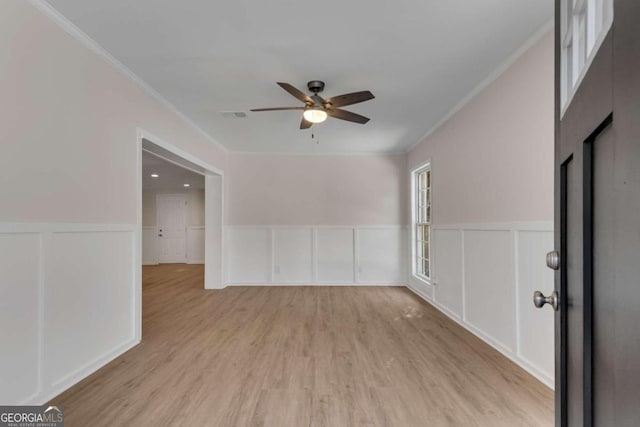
[404,18,554,154]
[27,0,228,153]
[230,150,407,157]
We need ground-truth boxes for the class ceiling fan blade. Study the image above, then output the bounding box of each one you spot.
[325,91,374,108]
[327,108,370,124]
[277,82,314,105]
[300,117,313,129]
[250,107,304,112]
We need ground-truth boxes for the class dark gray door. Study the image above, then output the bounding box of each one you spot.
[541,1,640,426]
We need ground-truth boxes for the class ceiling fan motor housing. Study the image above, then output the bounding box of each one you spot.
[309,95,325,107]
[307,80,325,94]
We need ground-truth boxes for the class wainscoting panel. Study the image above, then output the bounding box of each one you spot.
[141,226,157,265]
[0,233,41,404]
[316,228,355,283]
[407,222,555,388]
[273,229,313,283]
[432,229,463,319]
[226,228,271,284]
[226,226,406,285]
[357,228,405,284]
[0,223,138,405]
[187,226,205,264]
[516,230,555,381]
[46,231,135,388]
[464,230,515,353]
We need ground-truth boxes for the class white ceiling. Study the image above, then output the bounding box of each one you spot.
[45,0,553,154]
[142,151,204,190]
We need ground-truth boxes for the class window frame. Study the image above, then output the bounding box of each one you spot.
[410,161,432,284]
[560,0,613,116]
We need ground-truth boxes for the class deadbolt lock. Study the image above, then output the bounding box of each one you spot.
[546,250,560,270]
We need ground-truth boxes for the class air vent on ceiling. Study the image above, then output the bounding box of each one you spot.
[221,111,247,119]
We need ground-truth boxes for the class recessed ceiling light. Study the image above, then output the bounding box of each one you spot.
[183,184,190,187]
[150,174,159,178]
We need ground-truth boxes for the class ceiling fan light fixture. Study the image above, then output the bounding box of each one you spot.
[303,108,327,124]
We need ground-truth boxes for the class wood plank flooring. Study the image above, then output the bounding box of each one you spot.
[51,264,553,426]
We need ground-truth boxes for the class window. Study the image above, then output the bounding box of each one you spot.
[413,164,431,280]
[561,0,613,114]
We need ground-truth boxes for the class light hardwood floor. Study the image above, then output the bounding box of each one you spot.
[51,264,553,426]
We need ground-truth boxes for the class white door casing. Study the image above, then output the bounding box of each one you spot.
[156,194,187,263]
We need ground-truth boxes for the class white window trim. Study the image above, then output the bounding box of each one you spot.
[410,160,432,286]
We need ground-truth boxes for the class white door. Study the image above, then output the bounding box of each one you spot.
[157,194,187,263]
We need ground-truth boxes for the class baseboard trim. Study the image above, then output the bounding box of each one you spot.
[227,283,405,287]
[406,284,554,389]
[33,338,140,405]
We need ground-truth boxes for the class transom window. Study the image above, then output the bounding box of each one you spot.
[561,0,613,114]
[413,164,431,280]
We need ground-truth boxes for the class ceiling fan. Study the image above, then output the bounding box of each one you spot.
[250,81,375,129]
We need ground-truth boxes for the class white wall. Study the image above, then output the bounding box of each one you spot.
[0,2,227,404]
[142,189,205,264]
[406,32,555,387]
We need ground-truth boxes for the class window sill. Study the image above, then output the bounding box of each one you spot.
[411,274,433,287]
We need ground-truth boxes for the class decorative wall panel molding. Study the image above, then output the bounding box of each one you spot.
[226,226,407,285]
[407,221,554,388]
[0,222,139,405]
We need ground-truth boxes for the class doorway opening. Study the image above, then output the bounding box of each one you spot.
[142,157,204,265]
[136,129,224,340]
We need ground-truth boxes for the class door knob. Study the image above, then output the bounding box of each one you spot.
[533,290,559,311]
